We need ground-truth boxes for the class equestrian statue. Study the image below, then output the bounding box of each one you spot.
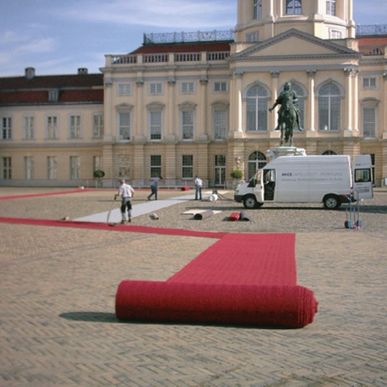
[269,82,302,146]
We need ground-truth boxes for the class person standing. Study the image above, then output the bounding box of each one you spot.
[147,177,160,200]
[194,175,203,200]
[116,179,134,224]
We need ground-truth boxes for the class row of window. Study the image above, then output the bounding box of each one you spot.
[1,114,103,141]
[0,154,227,182]
[253,0,337,19]
[118,81,228,97]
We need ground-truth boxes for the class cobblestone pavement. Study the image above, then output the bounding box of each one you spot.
[1,187,386,386]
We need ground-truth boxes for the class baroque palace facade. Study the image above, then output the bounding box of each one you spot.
[1,0,387,187]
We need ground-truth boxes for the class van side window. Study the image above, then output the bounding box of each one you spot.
[248,178,257,187]
[354,168,371,183]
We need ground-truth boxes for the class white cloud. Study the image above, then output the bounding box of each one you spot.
[56,0,235,29]
[15,37,56,55]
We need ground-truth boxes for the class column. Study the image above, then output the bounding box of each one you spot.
[307,70,316,132]
[344,68,353,132]
[134,77,145,141]
[103,78,113,142]
[198,78,208,141]
[165,143,177,184]
[383,72,387,139]
[353,69,359,132]
[236,73,243,133]
[166,78,176,142]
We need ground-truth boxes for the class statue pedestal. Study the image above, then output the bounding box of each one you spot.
[266,146,306,160]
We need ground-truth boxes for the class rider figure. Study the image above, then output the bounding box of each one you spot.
[269,82,302,133]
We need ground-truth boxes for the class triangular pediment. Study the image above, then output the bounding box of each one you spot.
[233,29,358,60]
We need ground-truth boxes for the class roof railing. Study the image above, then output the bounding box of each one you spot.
[356,24,387,36]
[143,30,234,45]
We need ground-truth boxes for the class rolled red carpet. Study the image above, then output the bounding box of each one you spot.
[115,281,317,328]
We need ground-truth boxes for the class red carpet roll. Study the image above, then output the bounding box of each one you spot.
[115,280,318,328]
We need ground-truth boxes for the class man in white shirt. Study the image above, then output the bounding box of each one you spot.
[116,179,135,223]
[194,176,203,200]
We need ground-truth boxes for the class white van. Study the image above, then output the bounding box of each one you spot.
[234,155,373,209]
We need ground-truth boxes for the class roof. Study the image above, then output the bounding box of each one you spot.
[130,41,231,55]
[357,35,387,55]
[0,73,103,106]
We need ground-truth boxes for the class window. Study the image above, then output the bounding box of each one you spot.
[70,115,81,139]
[363,77,377,89]
[48,89,59,102]
[214,155,226,186]
[182,155,193,178]
[248,151,267,179]
[246,84,268,131]
[2,117,12,140]
[318,82,341,131]
[93,114,104,138]
[47,116,58,139]
[253,0,262,20]
[24,156,34,180]
[213,105,228,139]
[70,156,80,179]
[181,82,195,94]
[2,157,12,179]
[286,0,302,15]
[246,31,259,42]
[47,156,57,179]
[149,82,162,96]
[24,116,34,140]
[150,155,162,178]
[354,168,371,183]
[214,81,228,92]
[118,111,131,140]
[149,111,162,140]
[326,0,336,16]
[118,83,131,96]
[93,156,102,174]
[180,105,195,140]
[363,107,376,138]
[330,30,342,39]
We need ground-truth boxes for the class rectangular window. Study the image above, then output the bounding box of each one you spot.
[47,156,57,179]
[363,107,376,137]
[182,111,194,140]
[2,157,12,179]
[253,0,262,20]
[93,156,102,173]
[70,115,81,139]
[150,111,162,140]
[214,109,227,139]
[70,156,80,179]
[214,81,228,92]
[326,0,336,16]
[182,155,193,178]
[149,82,162,96]
[24,116,34,140]
[2,117,12,140]
[48,89,59,102]
[118,112,130,140]
[47,116,58,139]
[118,83,131,96]
[150,155,162,178]
[181,82,195,94]
[246,31,259,42]
[330,30,342,39]
[363,77,377,89]
[286,0,302,15]
[24,156,34,180]
[93,114,104,138]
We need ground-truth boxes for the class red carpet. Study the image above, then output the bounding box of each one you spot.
[0,188,90,201]
[116,233,318,328]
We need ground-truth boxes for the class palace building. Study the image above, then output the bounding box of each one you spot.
[1,0,386,187]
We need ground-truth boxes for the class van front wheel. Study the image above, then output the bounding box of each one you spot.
[243,195,261,209]
[323,195,341,209]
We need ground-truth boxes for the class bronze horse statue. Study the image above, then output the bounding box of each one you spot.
[269,82,302,146]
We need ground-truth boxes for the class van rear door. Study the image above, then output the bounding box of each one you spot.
[353,155,373,200]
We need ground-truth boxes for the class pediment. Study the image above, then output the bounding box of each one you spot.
[233,29,358,60]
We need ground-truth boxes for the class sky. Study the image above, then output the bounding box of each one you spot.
[0,0,386,77]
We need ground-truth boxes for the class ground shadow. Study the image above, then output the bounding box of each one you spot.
[60,311,118,323]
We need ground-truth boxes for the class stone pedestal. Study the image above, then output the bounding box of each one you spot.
[266,146,306,160]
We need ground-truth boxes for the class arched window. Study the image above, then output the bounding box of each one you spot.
[286,0,302,15]
[246,84,268,132]
[253,0,262,20]
[318,82,341,131]
[248,151,267,179]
